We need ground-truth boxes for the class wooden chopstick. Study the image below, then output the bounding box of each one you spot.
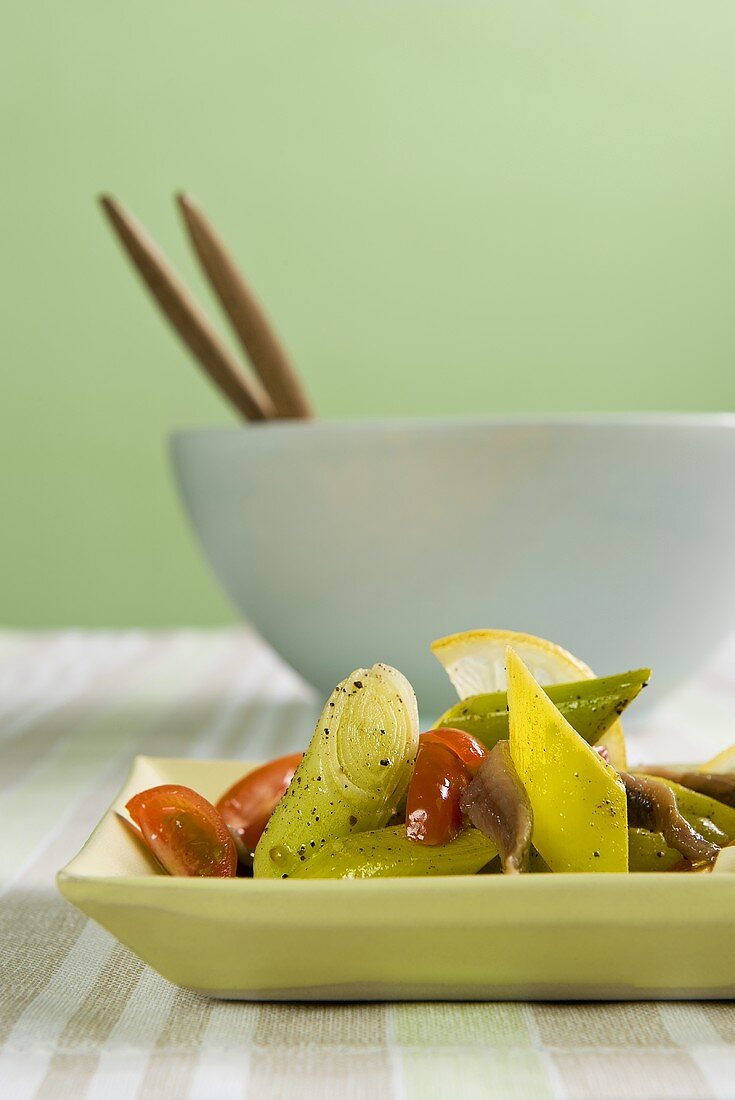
[99,195,275,422]
[176,193,314,420]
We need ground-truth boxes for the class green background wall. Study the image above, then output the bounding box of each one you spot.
[3,1,734,626]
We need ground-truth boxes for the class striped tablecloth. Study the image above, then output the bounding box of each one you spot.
[2,628,735,1100]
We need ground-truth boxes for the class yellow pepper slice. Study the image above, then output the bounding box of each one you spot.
[507,647,628,872]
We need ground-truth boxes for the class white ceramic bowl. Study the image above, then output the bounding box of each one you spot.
[171,415,735,717]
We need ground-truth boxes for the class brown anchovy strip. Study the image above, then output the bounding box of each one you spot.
[640,768,735,810]
[460,741,533,873]
[620,773,720,864]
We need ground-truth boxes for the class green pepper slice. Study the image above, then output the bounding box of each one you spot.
[628,828,681,872]
[435,668,650,753]
[293,825,496,879]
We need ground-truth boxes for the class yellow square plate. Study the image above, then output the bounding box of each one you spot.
[57,755,735,1001]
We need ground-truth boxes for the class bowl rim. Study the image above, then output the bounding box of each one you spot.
[171,411,735,446]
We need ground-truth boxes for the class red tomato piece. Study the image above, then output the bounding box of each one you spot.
[420,727,488,774]
[216,752,303,855]
[406,741,470,845]
[126,784,237,878]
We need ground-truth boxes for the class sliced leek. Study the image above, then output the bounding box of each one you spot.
[254,664,419,878]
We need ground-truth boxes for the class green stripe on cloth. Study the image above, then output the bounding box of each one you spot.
[399,1048,554,1100]
[390,1005,554,1100]
[392,1002,534,1047]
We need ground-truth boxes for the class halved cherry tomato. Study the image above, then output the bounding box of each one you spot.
[216,752,303,855]
[126,784,237,877]
[406,741,470,845]
[420,728,488,774]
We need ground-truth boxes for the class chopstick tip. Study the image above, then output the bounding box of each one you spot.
[98,194,128,224]
[175,191,198,213]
